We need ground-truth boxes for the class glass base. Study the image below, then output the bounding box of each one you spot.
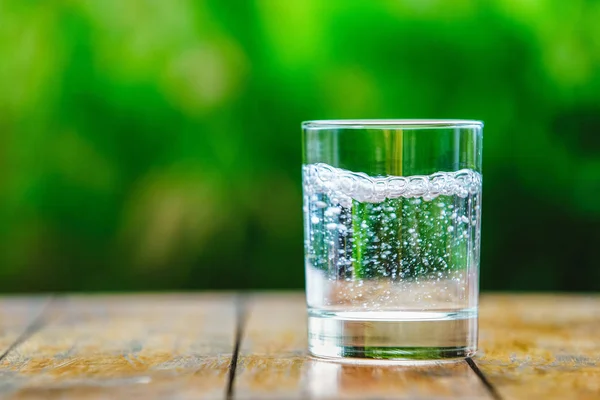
[308,309,477,361]
[310,345,475,361]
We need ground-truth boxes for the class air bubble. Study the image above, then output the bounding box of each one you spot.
[324,207,341,217]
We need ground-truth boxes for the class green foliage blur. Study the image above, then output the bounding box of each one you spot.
[1,0,599,292]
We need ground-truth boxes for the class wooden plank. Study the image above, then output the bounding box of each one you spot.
[476,294,600,400]
[234,293,491,399]
[0,297,49,355]
[0,294,236,399]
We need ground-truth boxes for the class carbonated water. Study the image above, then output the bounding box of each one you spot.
[303,163,482,359]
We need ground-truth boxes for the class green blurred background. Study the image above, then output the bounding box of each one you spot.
[1,0,599,293]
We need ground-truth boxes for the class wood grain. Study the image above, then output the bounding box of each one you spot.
[0,293,598,399]
[233,293,490,399]
[0,294,236,399]
[476,294,600,400]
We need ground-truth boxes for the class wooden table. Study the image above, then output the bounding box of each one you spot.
[0,294,598,399]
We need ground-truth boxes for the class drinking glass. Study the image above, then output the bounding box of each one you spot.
[302,120,483,360]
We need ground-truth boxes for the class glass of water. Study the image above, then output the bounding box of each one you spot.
[302,120,483,360]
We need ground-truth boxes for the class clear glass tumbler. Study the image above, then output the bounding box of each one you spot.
[302,120,483,360]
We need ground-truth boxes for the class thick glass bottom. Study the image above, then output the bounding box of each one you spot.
[308,309,477,361]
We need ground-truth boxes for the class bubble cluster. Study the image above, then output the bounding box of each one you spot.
[303,163,482,311]
[303,163,482,208]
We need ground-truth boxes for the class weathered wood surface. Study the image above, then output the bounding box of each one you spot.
[0,293,597,399]
[0,294,236,399]
[477,294,600,400]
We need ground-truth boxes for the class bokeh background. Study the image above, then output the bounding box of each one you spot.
[1,0,599,293]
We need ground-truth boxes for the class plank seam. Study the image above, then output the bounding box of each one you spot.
[465,357,503,400]
[0,295,57,363]
[226,294,248,400]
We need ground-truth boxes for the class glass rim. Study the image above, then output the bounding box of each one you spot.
[302,119,484,129]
